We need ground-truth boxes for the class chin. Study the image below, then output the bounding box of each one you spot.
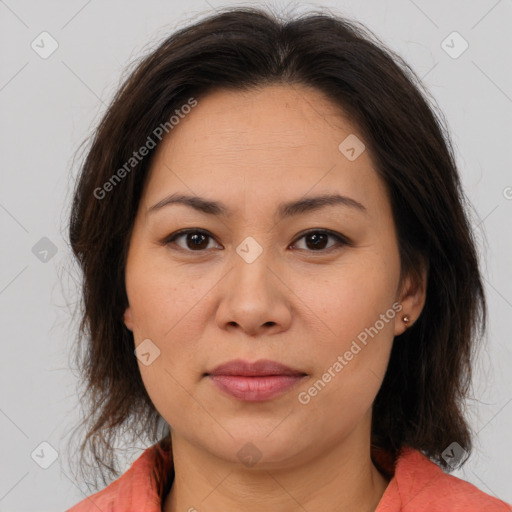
[203,429,308,470]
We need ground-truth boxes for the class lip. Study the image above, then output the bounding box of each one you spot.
[205,359,307,402]
[207,358,305,377]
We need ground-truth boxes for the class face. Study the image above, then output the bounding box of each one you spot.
[123,84,424,468]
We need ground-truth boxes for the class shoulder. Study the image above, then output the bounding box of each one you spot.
[65,478,121,512]
[377,446,511,511]
[65,444,164,512]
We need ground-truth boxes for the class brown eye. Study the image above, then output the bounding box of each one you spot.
[291,230,350,252]
[164,230,221,251]
[163,228,350,254]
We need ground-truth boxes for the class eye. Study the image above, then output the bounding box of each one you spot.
[163,229,221,252]
[290,229,351,252]
[162,228,351,253]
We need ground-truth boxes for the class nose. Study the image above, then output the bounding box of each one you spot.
[214,245,292,337]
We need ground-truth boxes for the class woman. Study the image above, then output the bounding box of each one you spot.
[65,6,511,511]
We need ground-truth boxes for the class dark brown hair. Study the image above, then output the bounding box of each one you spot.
[66,5,486,489]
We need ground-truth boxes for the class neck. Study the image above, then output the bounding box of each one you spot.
[162,417,390,512]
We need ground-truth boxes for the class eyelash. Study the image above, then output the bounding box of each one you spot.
[161,228,352,253]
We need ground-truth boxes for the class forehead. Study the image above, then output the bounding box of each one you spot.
[142,84,386,218]
[162,84,355,153]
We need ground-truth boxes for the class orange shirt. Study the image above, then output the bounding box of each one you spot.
[66,441,511,511]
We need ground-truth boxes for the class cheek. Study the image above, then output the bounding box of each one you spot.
[126,254,210,341]
[298,254,399,345]
[128,263,209,420]
[125,255,219,400]
[293,253,398,404]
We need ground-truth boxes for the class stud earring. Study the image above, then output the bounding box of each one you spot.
[402,314,410,329]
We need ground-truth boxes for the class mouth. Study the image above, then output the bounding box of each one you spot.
[205,359,308,402]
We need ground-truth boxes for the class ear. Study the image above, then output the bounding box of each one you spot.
[123,306,134,331]
[394,263,427,336]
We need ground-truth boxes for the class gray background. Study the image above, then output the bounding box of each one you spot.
[0,0,511,510]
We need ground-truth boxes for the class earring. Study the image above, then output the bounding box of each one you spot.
[402,314,410,329]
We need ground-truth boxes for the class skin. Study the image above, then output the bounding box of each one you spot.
[123,84,426,512]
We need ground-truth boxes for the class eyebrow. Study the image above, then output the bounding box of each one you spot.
[147,192,367,218]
